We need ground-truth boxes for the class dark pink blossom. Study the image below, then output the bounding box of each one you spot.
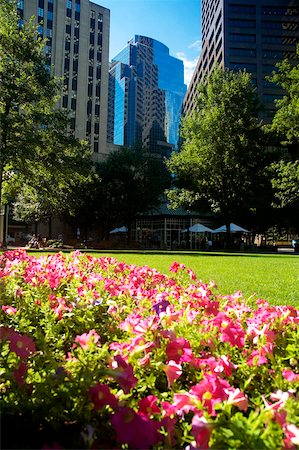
[110,354,138,393]
[163,361,182,388]
[111,407,161,449]
[190,373,231,415]
[1,327,36,359]
[138,395,161,416]
[166,338,193,363]
[88,383,118,410]
[191,414,212,449]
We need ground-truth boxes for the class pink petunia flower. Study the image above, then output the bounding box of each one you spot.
[111,407,161,449]
[226,388,248,411]
[247,350,268,366]
[0,327,36,359]
[138,395,161,416]
[190,373,231,416]
[163,361,182,388]
[75,329,100,350]
[284,423,299,447]
[2,305,17,315]
[110,355,138,393]
[166,338,193,364]
[191,414,213,449]
[282,369,299,383]
[88,383,118,410]
[13,362,27,387]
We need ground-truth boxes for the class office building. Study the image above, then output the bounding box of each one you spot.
[108,35,186,156]
[184,0,299,118]
[18,0,110,157]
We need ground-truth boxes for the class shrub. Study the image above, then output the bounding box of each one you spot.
[0,250,298,449]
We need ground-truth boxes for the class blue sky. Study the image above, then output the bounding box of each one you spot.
[93,0,202,85]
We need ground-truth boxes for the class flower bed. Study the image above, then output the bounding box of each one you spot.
[0,250,298,449]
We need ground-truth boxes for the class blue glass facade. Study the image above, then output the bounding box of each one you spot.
[108,35,186,154]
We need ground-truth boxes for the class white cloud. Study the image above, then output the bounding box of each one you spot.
[188,39,202,51]
[176,52,199,86]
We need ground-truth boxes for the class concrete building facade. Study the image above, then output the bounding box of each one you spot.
[108,35,186,157]
[18,0,110,158]
[184,0,299,117]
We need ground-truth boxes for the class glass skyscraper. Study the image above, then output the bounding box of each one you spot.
[107,35,186,156]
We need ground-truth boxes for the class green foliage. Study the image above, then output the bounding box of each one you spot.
[268,44,299,146]
[269,159,299,208]
[0,0,91,210]
[167,67,270,226]
[68,148,171,237]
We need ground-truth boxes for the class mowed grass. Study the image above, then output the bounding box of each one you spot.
[93,251,299,307]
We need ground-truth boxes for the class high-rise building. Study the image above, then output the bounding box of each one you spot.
[17,0,110,158]
[108,35,186,156]
[184,0,298,118]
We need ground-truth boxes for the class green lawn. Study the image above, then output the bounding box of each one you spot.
[90,251,299,307]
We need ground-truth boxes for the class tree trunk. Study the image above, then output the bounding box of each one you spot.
[225,221,231,249]
[48,216,52,239]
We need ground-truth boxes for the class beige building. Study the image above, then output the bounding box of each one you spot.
[19,0,110,159]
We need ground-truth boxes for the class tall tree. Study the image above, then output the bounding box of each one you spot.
[0,0,91,241]
[89,148,170,239]
[267,45,299,211]
[166,67,271,236]
[269,44,299,149]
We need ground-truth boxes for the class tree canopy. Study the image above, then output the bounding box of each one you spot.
[0,0,91,234]
[166,67,270,232]
[269,44,299,147]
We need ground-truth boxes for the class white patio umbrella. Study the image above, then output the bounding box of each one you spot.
[109,226,128,234]
[212,223,249,233]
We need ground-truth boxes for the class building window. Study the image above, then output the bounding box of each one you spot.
[71,98,76,110]
[74,42,79,54]
[62,96,68,108]
[97,51,101,62]
[229,4,255,15]
[72,78,77,90]
[229,19,256,28]
[64,58,70,71]
[70,117,75,130]
[38,7,44,17]
[66,24,71,34]
[48,1,53,12]
[67,0,72,8]
[95,104,100,116]
[94,123,99,134]
[230,62,257,72]
[90,18,95,29]
[96,66,101,79]
[88,66,93,77]
[73,60,78,73]
[229,47,256,57]
[38,0,44,7]
[229,33,256,42]
[65,41,71,51]
[97,33,102,46]
[262,6,298,16]
[89,48,94,59]
[263,94,283,103]
[86,121,91,134]
[262,64,278,74]
[90,33,95,45]
[74,27,79,38]
[67,8,72,17]
[94,141,99,153]
[87,100,92,115]
[88,83,93,96]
